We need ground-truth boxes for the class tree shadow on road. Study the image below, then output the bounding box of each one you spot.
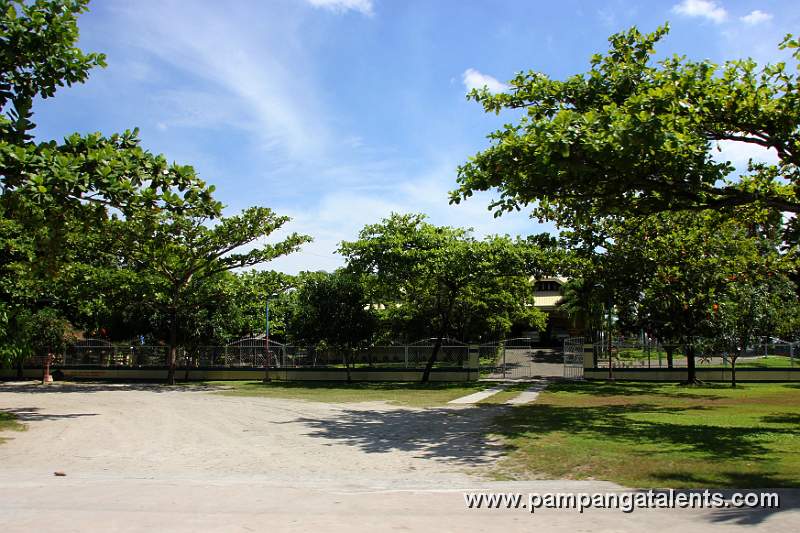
[277,405,507,466]
[1,406,99,421]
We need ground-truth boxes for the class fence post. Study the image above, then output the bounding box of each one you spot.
[467,344,479,380]
[502,342,506,378]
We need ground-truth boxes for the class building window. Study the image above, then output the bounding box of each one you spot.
[535,281,561,292]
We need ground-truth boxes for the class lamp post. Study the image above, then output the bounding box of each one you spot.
[263,293,278,383]
[607,295,614,380]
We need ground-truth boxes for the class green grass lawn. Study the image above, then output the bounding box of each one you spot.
[0,412,26,444]
[720,356,797,368]
[609,352,797,368]
[489,381,800,489]
[209,380,490,408]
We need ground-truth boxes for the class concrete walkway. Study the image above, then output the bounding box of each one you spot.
[447,384,509,404]
[506,380,549,405]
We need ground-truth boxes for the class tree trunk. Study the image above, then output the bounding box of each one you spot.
[665,346,674,369]
[685,343,698,384]
[167,318,178,385]
[16,357,23,378]
[343,350,352,383]
[731,358,737,388]
[183,350,192,382]
[421,335,443,383]
[422,295,456,383]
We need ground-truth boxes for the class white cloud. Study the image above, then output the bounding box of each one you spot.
[671,0,728,24]
[713,139,780,169]
[112,2,331,161]
[306,0,374,16]
[462,68,507,94]
[266,160,553,274]
[740,10,772,25]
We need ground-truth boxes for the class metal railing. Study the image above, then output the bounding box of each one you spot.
[40,337,473,369]
[591,336,799,369]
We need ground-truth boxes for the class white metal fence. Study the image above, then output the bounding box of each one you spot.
[591,336,799,369]
[48,337,473,369]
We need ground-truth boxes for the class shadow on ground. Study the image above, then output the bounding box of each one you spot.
[703,488,800,526]
[530,349,563,364]
[546,380,729,400]
[1,406,98,421]
[494,402,796,466]
[620,488,800,526]
[278,405,506,466]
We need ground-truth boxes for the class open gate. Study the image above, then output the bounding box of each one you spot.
[479,337,535,379]
[563,336,585,379]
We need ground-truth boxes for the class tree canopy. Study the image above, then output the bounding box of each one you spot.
[117,207,311,383]
[340,213,550,381]
[451,25,800,241]
[287,270,378,382]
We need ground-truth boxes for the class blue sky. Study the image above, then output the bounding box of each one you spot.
[33,0,798,272]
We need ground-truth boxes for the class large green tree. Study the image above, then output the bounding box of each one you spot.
[118,208,310,384]
[0,0,221,358]
[340,213,549,382]
[579,206,795,382]
[287,270,378,382]
[712,273,798,387]
[451,26,800,241]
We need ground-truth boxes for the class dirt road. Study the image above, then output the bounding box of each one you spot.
[0,382,796,532]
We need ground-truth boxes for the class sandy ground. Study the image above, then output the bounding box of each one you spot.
[0,381,797,532]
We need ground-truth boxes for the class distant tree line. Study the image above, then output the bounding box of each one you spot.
[0,1,555,384]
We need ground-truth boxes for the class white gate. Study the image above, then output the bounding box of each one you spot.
[563,337,585,379]
[479,338,535,379]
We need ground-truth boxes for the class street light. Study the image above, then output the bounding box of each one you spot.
[263,292,278,383]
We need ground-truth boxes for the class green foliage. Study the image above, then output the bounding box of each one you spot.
[0,1,314,378]
[288,270,378,353]
[608,210,783,343]
[0,0,105,141]
[452,25,800,243]
[22,307,74,356]
[116,207,310,382]
[567,205,799,378]
[0,307,74,368]
[0,0,224,363]
[340,213,549,345]
[212,270,295,342]
[0,1,218,218]
[559,277,607,339]
[171,269,296,349]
